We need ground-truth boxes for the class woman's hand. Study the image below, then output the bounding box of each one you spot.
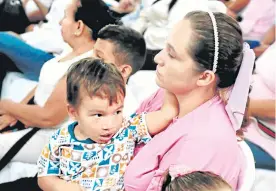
[160,90,179,121]
[0,100,7,115]
[0,99,13,115]
[0,114,18,131]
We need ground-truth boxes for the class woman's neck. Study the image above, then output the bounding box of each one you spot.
[176,87,217,118]
[71,38,95,56]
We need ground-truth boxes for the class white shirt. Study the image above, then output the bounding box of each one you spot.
[20,0,71,55]
[34,50,93,129]
[131,0,209,50]
[124,85,139,117]
[34,50,93,107]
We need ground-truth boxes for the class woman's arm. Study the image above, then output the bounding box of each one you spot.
[0,86,37,130]
[248,99,275,120]
[38,176,83,191]
[0,77,68,128]
[253,25,276,57]
[261,25,276,45]
[32,0,50,18]
[225,0,250,12]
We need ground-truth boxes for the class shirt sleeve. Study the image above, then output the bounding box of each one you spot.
[130,7,149,34]
[128,113,152,144]
[37,128,61,177]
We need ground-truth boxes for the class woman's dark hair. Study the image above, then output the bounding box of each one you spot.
[74,0,120,40]
[162,171,232,191]
[184,11,244,89]
[184,11,254,137]
[153,0,178,12]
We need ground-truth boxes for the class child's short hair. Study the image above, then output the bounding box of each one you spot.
[67,58,125,107]
[162,171,232,191]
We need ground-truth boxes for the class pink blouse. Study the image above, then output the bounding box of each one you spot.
[125,92,245,191]
[240,0,275,41]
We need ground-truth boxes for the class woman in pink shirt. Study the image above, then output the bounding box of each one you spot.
[124,11,255,190]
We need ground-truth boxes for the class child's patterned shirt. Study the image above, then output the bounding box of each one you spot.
[37,113,151,190]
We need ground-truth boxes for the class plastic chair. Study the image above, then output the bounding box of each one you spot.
[238,141,256,191]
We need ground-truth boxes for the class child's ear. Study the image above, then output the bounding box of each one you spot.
[67,104,78,120]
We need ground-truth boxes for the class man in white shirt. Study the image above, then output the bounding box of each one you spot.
[93,24,147,116]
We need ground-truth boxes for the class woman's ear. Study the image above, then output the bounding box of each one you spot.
[74,20,85,36]
[118,64,132,83]
[67,104,78,120]
[196,70,216,87]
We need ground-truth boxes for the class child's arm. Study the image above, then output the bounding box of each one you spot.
[146,91,178,135]
[38,176,83,191]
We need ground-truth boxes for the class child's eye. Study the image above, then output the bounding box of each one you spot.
[93,114,102,118]
[115,110,122,115]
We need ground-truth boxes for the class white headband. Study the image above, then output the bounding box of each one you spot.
[207,11,219,73]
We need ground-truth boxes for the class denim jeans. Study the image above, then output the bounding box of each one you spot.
[245,40,261,49]
[0,32,54,81]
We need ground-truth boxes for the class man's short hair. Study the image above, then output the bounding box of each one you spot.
[97,25,147,75]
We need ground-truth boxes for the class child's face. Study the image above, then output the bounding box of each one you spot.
[69,94,124,143]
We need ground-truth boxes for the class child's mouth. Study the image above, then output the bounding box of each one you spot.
[99,133,113,142]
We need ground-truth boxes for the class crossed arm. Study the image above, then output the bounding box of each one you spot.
[0,77,68,130]
[22,0,50,21]
[253,25,276,57]
[248,99,275,120]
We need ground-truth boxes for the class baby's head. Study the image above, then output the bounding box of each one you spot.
[66,58,125,143]
[162,165,232,191]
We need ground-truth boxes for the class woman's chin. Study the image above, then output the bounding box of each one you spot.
[155,76,164,88]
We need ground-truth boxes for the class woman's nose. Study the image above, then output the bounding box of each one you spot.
[154,50,164,66]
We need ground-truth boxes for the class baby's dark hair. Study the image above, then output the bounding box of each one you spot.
[162,171,232,191]
[67,58,125,107]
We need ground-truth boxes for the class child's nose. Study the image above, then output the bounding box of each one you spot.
[102,116,114,130]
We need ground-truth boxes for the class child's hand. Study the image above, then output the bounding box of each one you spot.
[160,91,179,120]
[145,91,179,135]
